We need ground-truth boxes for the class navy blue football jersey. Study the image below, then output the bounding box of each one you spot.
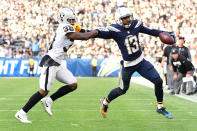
[97,20,163,61]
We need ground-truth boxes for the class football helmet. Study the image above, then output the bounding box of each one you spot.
[115,7,133,28]
[57,7,77,24]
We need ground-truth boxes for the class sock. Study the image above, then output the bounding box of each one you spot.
[107,87,125,102]
[153,79,163,103]
[103,98,110,105]
[50,85,73,101]
[22,91,43,113]
[48,96,53,102]
[157,102,163,109]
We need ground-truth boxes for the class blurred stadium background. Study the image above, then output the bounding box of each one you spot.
[0,0,197,130]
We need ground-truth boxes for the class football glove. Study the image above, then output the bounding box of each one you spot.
[73,24,81,32]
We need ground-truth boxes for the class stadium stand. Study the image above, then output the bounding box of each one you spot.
[0,0,196,60]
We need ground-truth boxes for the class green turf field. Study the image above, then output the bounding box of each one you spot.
[0,77,197,131]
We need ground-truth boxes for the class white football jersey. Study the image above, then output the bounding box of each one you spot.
[47,23,75,64]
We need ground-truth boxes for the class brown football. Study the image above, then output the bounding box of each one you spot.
[159,32,174,45]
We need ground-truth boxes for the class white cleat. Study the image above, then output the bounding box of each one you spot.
[15,110,32,123]
[41,97,53,116]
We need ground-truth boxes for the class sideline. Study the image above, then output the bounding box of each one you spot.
[131,77,197,103]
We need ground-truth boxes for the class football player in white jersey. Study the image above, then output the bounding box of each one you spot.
[15,7,98,123]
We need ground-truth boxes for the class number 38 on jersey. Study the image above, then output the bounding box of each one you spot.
[124,35,139,55]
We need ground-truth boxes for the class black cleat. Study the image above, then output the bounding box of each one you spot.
[100,98,108,118]
[157,107,173,119]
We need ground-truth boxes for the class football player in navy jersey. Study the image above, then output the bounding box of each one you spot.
[96,7,175,119]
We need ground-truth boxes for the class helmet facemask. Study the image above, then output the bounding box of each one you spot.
[57,8,77,25]
[115,8,133,28]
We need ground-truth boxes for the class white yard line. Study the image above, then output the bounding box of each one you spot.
[0,109,196,112]
[0,118,196,122]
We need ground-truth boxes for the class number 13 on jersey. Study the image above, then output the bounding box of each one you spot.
[124,35,139,55]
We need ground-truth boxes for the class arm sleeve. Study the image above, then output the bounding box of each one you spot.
[96,31,112,39]
[140,25,163,37]
[80,27,113,39]
[96,27,113,39]
[79,29,91,33]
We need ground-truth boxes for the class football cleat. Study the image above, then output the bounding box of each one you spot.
[41,97,53,116]
[15,110,32,123]
[100,98,108,118]
[157,107,173,119]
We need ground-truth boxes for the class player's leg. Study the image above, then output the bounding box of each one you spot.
[174,73,183,94]
[182,82,187,94]
[15,66,56,123]
[186,70,195,95]
[137,59,173,119]
[100,62,134,117]
[41,65,77,116]
[51,64,77,101]
[167,65,174,93]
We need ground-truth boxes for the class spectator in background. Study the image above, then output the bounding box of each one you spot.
[177,36,191,61]
[28,57,34,77]
[91,57,98,77]
[193,53,197,89]
[171,48,195,95]
[0,0,196,59]
[177,36,192,94]
[30,38,40,57]
[161,44,177,92]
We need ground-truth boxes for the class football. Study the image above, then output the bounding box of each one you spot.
[159,32,175,45]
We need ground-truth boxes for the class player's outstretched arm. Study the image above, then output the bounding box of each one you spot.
[66,30,98,40]
[140,26,163,37]
[140,25,176,45]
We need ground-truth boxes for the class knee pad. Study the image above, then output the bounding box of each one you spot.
[117,87,127,95]
[152,78,163,88]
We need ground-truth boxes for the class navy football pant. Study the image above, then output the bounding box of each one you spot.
[107,59,163,103]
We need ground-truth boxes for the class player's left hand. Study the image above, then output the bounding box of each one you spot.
[74,24,81,32]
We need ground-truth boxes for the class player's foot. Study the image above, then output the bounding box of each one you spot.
[157,107,173,119]
[15,110,32,123]
[41,97,53,116]
[100,98,108,118]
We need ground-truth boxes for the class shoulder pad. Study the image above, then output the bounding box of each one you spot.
[106,25,121,32]
[132,19,142,28]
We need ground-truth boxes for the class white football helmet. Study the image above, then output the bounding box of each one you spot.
[57,7,76,24]
[115,7,133,28]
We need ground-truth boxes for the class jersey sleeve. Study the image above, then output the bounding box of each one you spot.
[139,23,163,37]
[96,26,114,39]
[182,57,194,72]
[61,24,75,35]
